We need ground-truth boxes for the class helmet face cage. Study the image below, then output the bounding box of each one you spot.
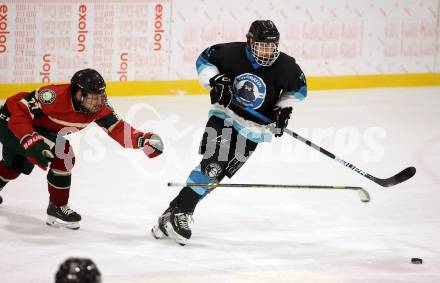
[80,92,106,115]
[247,20,281,66]
[249,40,280,66]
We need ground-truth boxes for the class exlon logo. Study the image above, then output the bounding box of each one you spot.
[153,4,164,51]
[0,5,9,54]
[40,54,51,83]
[118,53,128,81]
[77,5,88,52]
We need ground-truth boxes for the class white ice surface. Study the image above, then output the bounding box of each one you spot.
[1,87,439,283]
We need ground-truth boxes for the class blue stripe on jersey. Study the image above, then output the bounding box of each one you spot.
[295,85,307,100]
[187,169,213,197]
[284,85,307,101]
[208,109,272,143]
[245,45,261,69]
[242,107,272,123]
[196,54,215,74]
[196,54,220,88]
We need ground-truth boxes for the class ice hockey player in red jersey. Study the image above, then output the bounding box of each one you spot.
[0,68,164,229]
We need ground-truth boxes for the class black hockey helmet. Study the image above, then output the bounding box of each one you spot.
[71,68,106,95]
[55,257,102,283]
[70,69,106,115]
[246,20,280,66]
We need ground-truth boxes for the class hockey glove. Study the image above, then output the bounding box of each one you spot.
[209,73,233,107]
[21,132,54,170]
[271,107,293,137]
[139,132,164,158]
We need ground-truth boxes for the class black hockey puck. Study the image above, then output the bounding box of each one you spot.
[411,258,423,264]
[0,195,3,205]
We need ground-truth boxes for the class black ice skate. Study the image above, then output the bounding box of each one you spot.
[46,202,81,230]
[164,208,193,246]
[151,207,172,239]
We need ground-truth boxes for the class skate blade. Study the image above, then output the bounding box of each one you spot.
[164,222,188,246]
[46,215,80,230]
[151,225,167,239]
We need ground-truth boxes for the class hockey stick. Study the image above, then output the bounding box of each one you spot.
[238,105,416,187]
[167,182,370,202]
[282,128,416,187]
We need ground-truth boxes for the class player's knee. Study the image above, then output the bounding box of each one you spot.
[200,161,225,180]
[48,141,73,189]
[52,141,76,171]
[47,169,72,189]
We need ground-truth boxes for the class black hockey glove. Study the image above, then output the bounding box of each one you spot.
[271,107,293,137]
[209,73,233,107]
[21,132,54,170]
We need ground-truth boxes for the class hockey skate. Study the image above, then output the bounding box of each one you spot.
[46,202,81,230]
[151,207,172,239]
[164,208,193,246]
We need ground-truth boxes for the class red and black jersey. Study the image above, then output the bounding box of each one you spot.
[5,84,143,148]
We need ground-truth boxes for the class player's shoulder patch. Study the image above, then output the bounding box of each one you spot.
[37,89,57,104]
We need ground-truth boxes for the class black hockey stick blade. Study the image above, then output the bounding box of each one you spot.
[373,166,416,187]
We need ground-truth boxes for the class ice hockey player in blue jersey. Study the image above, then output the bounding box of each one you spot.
[151,20,307,245]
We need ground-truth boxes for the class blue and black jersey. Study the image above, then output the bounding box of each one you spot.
[196,42,307,143]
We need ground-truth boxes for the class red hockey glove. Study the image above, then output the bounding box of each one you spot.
[271,107,293,137]
[21,132,54,170]
[209,73,233,107]
[139,132,164,158]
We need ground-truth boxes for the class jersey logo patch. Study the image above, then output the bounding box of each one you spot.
[37,89,56,104]
[204,162,222,179]
[233,73,266,109]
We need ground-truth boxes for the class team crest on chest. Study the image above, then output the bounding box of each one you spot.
[233,73,266,109]
[37,89,56,104]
